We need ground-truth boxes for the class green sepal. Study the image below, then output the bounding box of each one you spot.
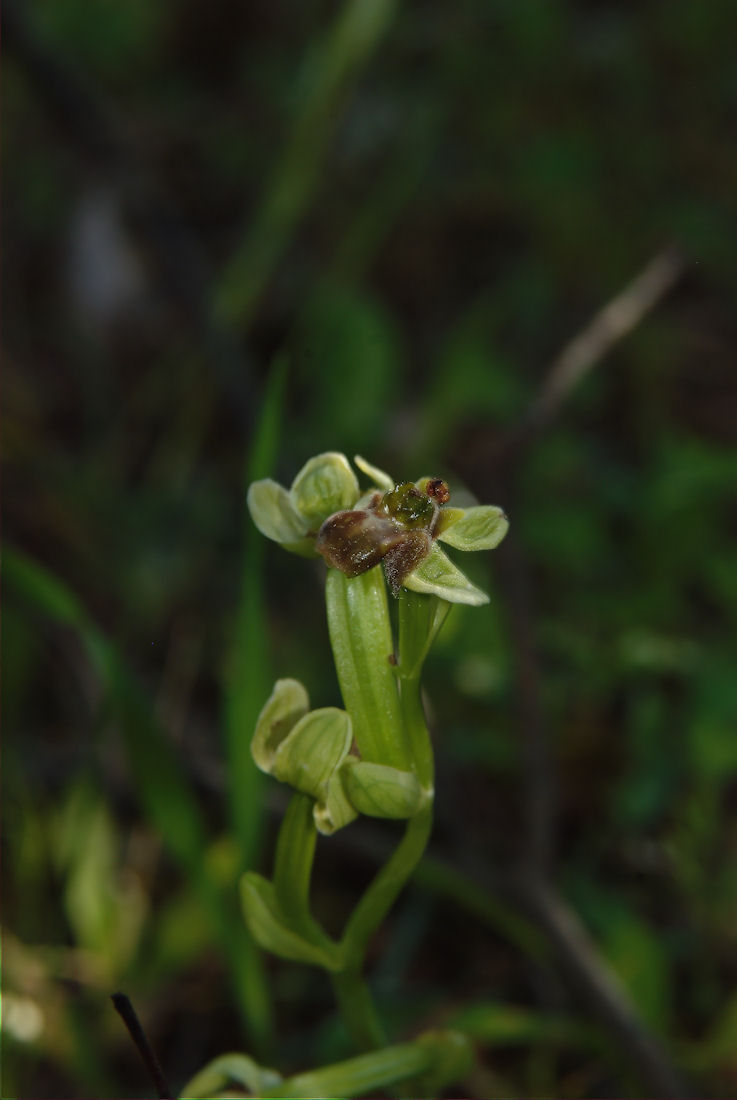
[436,504,509,550]
[290,452,359,529]
[354,454,394,491]
[273,707,353,800]
[403,543,489,606]
[340,759,425,819]
[241,872,342,970]
[251,678,310,774]
[246,479,314,555]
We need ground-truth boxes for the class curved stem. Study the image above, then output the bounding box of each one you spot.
[331,805,433,1052]
[339,803,433,970]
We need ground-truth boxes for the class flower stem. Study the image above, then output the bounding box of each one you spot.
[326,576,440,1052]
[330,966,387,1051]
[325,568,411,770]
[398,590,447,789]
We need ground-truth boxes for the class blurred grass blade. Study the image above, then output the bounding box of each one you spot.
[266,1039,433,1099]
[215,0,398,328]
[179,1052,283,1099]
[223,355,287,873]
[3,545,267,1048]
[219,356,289,1051]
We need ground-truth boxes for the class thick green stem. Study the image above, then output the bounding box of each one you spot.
[325,568,411,770]
[325,582,439,1050]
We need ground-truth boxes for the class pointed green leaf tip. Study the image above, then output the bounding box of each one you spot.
[354,454,394,491]
[290,452,359,529]
[403,543,490,605]
[241,873,341,970]
[436,504,509,551]
[251,678,310,773]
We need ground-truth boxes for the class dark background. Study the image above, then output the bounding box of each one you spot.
[3,1,737,1096]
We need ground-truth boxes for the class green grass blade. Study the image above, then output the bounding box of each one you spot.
[214,0,398,328]
[223,355,287,873]
[219,355,289,1050]
[3,545,266,1047]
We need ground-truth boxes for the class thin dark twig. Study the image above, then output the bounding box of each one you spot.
[495,521,554,877]
[517,877,690,1099]
[497,244,686,465]
[455,246,689,1096]
[111,992,174,1100]
[524,244,685,432]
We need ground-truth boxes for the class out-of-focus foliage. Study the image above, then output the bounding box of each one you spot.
[3,0,736,1096]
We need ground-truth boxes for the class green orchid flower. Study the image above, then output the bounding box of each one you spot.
[247,452,508,606]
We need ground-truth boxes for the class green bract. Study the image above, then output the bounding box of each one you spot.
[247,452,508,605]
[340,760,425,819]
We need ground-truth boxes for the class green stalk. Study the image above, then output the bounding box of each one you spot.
[397,590,447,790]
[339,805,433,966]
[330,966,388,1051]
[325,568,411,770]
[325,580,441,1051]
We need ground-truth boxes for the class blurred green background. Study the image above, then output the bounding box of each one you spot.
[3,1,737,1097]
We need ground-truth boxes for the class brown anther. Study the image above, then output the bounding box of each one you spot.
[426,478,450,505]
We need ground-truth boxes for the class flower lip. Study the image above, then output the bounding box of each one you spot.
[316,509,407,578]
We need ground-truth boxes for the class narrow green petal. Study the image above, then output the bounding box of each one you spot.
[273,707,353,799]
[314,770,359,835]
[247,479,310,545]
[341,759,424,819]
[436,505,509,551]
[251,679,309,773]
[403,544,489,606]
[241,873,341,970]
[354,454,394,491]
[290,452,359,529]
